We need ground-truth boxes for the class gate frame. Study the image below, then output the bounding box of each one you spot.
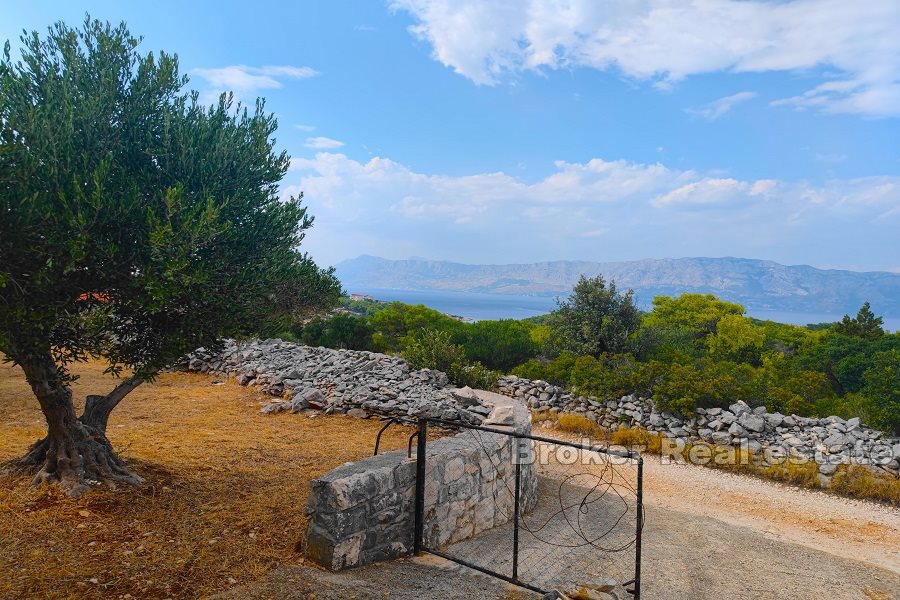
[412,416,643,598]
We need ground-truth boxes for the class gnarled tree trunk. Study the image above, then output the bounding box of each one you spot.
[81,375,143,434]
[7,351,143,497]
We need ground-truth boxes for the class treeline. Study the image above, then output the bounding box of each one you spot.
[283,280,899,434]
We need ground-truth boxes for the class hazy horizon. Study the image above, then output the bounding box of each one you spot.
[339,253,900,275]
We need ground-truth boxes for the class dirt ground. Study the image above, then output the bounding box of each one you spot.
[0,360,418,599]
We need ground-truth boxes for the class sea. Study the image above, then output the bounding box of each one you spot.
[352,288,900,331]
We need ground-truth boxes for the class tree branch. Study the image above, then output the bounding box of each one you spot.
[81,375,143,433]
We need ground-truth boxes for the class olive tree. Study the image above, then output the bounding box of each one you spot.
[0,18,340,496]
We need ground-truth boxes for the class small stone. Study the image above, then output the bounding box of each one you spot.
[729,401,750,416]
[739,413,766,433]
[818,462,839,476]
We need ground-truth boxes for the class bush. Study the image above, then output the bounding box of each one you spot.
[512,352,656,400]
[455,319,539,372]
[299,314,374,350]
[861,349,900,434]
[370,303,463,352]
[402,329,498,389]
[451,360,499,390]
[762,461,822,489]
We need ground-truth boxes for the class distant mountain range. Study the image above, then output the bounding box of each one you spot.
[335,255,900,317]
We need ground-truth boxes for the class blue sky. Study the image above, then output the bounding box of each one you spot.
[4,0,900,271]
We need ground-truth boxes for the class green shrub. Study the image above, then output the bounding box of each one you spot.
[299,314,375,350]
[450,360,499,390]
[402,329,498,389]
[454,319,539,372]
[862,349,900,434]
[370,302,463,352]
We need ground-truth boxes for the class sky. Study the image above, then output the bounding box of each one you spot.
[3,0,900,272]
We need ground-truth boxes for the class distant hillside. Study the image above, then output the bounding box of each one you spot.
[335,255,900,317]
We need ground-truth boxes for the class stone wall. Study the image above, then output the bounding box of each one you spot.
[182,339,494,425]
[498,375,900,484]
[302,391,537,570]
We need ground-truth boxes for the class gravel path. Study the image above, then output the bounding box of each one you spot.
[639,453,900,576]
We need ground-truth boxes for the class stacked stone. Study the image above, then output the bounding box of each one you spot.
[303,394,536,571]
[181,339,492,424]
[498,375,900,483]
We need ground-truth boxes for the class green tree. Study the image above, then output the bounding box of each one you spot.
[300,314,374,350]
[755,354,833,416]
[833,302,884,340]
[706,314,765,365]
[862,349,900,434]
[369,302,463,352]
[0,19,338,496]
[550,275,641,357]
[643,293,745,334]
[798,331,899,394]
[456,319,538,371]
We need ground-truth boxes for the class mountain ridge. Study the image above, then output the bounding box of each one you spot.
[335,255,900,317]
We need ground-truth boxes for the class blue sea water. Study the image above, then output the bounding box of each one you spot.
[354,288,558,321]
[352,288,900,331]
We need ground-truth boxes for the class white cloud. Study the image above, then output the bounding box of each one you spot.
[192,64,318,102]
[304,136,345,149]
[286,153,900,268]
[687,92,757,121]
[294,124,317,132]
[391,0,900,117]
[651,178,747,207]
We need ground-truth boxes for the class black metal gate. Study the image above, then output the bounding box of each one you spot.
[412,417,643,598]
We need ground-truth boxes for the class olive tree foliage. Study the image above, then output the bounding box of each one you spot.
[0,18,339,495]
[548,275,641,357]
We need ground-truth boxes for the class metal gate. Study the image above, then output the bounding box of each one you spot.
[412,417,644,598]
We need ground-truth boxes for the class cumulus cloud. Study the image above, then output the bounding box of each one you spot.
[304,136,345,149]
[687,92,757,120]
[285,153,900,268]
[192,64,318,102]
[390,0,900,117]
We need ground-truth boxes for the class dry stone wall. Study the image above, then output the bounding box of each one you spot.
[303,392,536,570]
[498,375,900,485]
[181,339,494,424]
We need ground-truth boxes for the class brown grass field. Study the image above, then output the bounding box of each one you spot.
[0,359,418,599]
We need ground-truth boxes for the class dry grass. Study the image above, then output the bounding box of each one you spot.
[609,426,665,455]
[862,587,895,600]
[762,460,821,488]
[830,464,900,505]
[0,359,418,599]
[555,413,607,438]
